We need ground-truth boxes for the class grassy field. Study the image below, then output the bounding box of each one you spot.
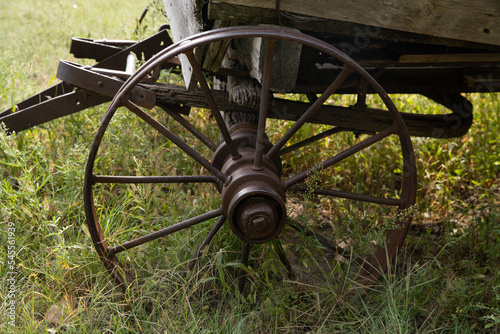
[1,0,499,333]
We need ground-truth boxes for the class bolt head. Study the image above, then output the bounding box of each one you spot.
[250,216,269,232]
[235,198,281,241]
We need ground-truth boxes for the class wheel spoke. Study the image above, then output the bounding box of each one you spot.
[266,66,352,159]
[288,221,353,259]
[306,92,318,103]
[279,127,347,156]
[238,242,251,293]
[187,215,226,270]
[273,239,294,279]
[290,185,403,207]
[185,50,241,159]
[254,38,277,170]
[108,208,223,256]
[158,102,218,152]
[92,174,219,185]
[123,99,229,183]
[285,125,396,187]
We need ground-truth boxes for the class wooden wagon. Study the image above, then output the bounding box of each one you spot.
[1,0,499,292]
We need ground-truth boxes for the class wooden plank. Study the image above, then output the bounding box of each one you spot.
[209,2,500,51]
[216,0,500,46]
[163,0,204,89]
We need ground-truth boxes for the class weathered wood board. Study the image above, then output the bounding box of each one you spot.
[162,0,204,89]
[215,0,500,47]
[234,30,302,92]
[148,83,472,138]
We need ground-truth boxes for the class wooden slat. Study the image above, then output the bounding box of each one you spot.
[216,0,500,46]
[202,20,236,73]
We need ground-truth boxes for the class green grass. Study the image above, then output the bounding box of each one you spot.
[1,0,500,333]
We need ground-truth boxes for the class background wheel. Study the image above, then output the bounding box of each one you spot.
[83,26,417,292]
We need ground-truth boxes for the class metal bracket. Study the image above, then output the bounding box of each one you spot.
[57,60,156,108]
[1,29,173,133]
[0,83,109,133]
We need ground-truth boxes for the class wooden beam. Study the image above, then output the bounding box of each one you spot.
[215,0,500,47]
[398,53,500,66]
[146,83,473,138]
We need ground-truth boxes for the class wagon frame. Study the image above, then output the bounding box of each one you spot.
[1,0,499,292]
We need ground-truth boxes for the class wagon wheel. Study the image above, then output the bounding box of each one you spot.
[83,26,417,292]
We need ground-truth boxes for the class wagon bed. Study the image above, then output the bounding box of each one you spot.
[159,0,500,142]
[168,0,500,94]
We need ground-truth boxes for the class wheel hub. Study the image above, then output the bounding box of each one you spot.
[213,123,286,244]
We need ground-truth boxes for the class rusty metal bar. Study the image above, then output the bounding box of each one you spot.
[272,239,294,279]
[92,174,218,185]
[279,127,348,155]
[238,242,251,293]
[108,208,223,256]
[57,60,156,109]
[0,88,109,133]
[254,38,277,170]
[1,30,173,134]
[123,100,229,184]
[70,37,126,62]
[290,185,404,206]
[288,221,352,259]
[285,125,396,187]
[0,82,73,118]
[185,50,241,160]
[157,102,218,152]
[93,29,172,70]
[187,215,226,270]
[266,66,352,160]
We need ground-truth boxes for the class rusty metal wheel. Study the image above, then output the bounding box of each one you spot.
[84,26,416,292]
